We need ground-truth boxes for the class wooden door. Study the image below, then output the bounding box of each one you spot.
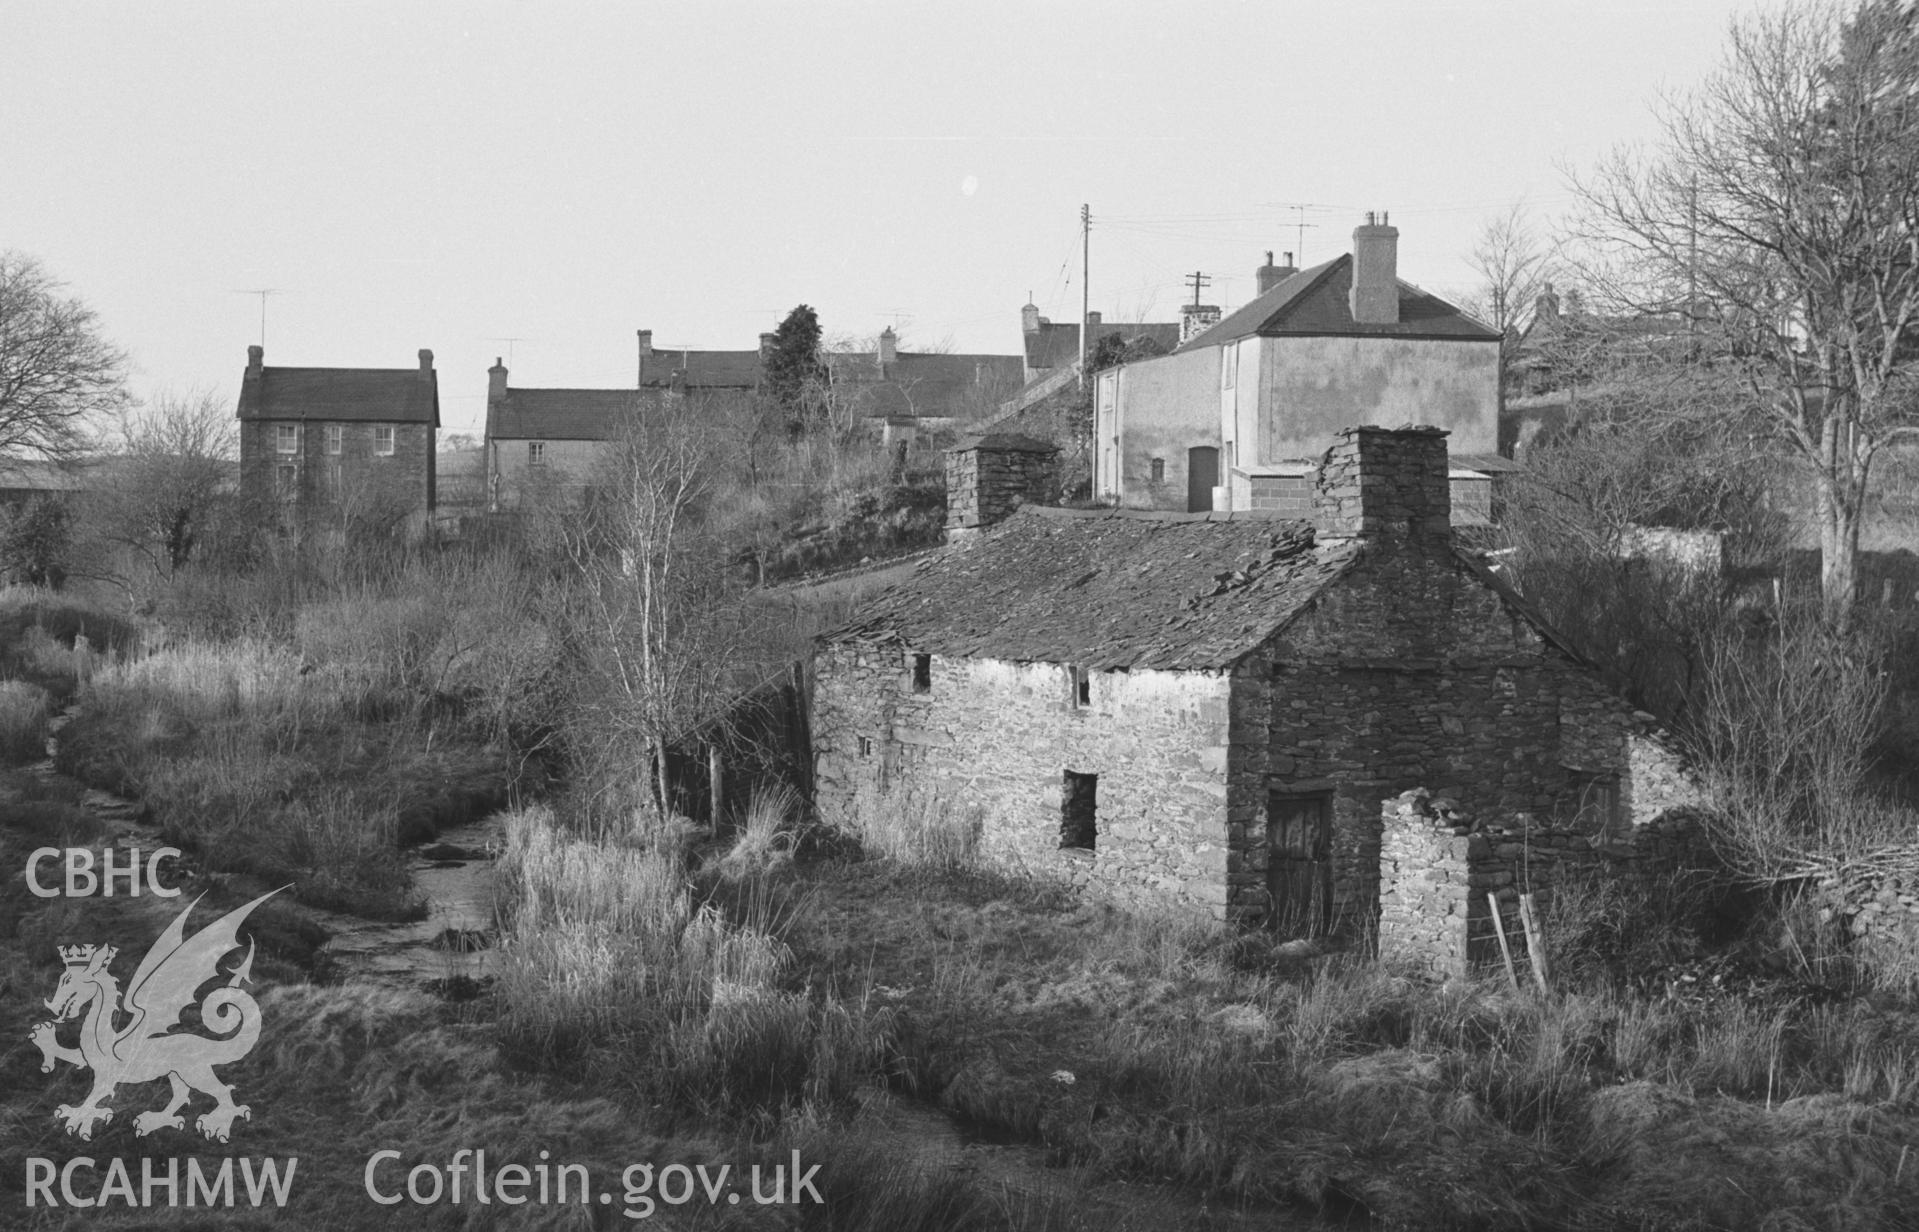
[1186,446,1219,512]
[1268,792,1333,936]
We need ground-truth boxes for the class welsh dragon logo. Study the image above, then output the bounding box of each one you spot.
[29,888,283,1143]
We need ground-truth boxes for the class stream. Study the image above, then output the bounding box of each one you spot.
[20,735,1321,1229]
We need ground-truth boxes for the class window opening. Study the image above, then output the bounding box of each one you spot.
[1061,771,1097,850]
[911,653,931,692]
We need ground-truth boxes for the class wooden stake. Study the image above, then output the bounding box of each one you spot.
[1490,896,1522,993]
[1518,892,1551,994]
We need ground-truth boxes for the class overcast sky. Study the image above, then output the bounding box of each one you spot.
[7,1,1753,435]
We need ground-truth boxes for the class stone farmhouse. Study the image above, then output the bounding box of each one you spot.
[235,345,438,525]
[811,425,1697,932]
[482,357,667,510]
[1091,215,1507,521]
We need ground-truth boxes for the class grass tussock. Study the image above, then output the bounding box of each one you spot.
[778,843,1919,1231]
[44,561,538,915]
[493,805,896,1123]
[0,679,52,763]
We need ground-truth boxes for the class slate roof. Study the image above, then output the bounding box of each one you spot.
[1024,320,1183,372]
[638,350,762,389]
[487,388,658,441]
[1179,255,1500,350]
[825,350,1025,419]
[238,367,439,425]
[824,507,1360,670]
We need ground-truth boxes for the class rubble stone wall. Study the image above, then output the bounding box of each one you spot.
[1378,788,1706,978]
[812,643,1233,916]
[1232,534,1705,929]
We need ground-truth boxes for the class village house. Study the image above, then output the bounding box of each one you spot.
[825,327,1025,446]
[635,329,764,394]
[1020,302,1182,386]
[637,324,1021,447]
[1092,216,1506,521]
[235,344,438,525]
[811,425,1698,932]
[482,357,666,510]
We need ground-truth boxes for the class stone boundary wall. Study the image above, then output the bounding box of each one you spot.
[1378,787,1704,978]
[1815,866,1919,986]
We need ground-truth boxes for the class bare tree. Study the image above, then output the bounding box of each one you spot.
[556,402,752,833]
[74,388,239,595]
[1463,203,1561,401]
[0,252,128,462]
[1570,0,1919,623]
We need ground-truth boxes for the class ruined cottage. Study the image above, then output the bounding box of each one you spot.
[811,425,1699,931]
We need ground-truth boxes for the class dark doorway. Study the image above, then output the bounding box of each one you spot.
[1268,791,1333,936]
[1186,446,1219,512]
[1061,771,1098,850]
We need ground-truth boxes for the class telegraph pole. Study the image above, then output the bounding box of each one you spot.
[1079,203,1090,388]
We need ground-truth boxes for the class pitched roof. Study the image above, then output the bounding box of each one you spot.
[825,350,1025,418]
[824,507,1360,670]
[638,350,761,389]
[1024,319,1182,371]
[487,388,657,441]
[1179,255,1500,350]
[238,367,440,425]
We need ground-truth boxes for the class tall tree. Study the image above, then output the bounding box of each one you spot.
[1463,203,1560,405]
[760,304,829,425]
[1570,0,1919,622]
[0,252,128,462]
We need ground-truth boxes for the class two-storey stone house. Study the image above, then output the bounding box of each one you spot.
[236,345,438,526]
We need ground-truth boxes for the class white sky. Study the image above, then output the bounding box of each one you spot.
[6,1,1752,435]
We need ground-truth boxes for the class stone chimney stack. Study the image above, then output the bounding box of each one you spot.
[418,349,435,380]
[1179,303,1222,344]
[636,329,654,385]
[246,344,263,376]
[1021,301,1042,333]
[1534,283,1560,324]
[1257,250,1299,295]
[1312,425,1451,547]
[488,357,508,409]
[1349,212,1400,325]
[759,332,777,360]
[945,434,1061,536]
[877,326,897,370]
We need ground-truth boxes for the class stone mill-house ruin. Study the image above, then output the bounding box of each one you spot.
[809,425,1700,931]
